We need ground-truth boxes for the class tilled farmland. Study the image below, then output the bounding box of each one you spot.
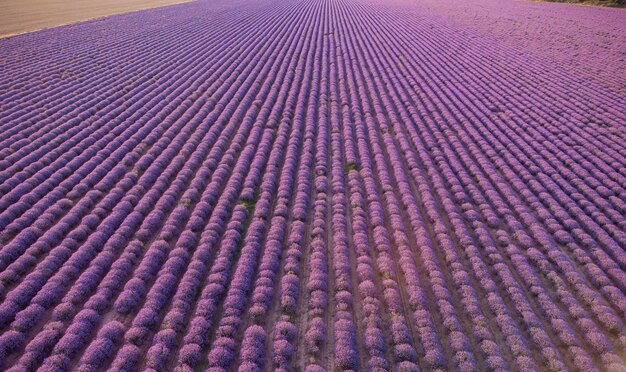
[0,0,625,370]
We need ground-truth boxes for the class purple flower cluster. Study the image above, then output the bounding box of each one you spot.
[327,57,359,371]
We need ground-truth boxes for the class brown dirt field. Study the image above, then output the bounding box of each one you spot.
[0,0,193,38]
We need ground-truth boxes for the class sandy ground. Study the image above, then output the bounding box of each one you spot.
[0,0,193,38]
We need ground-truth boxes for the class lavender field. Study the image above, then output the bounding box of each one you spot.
[0,0,625,370]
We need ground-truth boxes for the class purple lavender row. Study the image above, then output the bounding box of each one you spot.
[333,8,445,370]
[0,10,260,234]
[108,3,315,369]
[0,8,264,241]
[378,0,620,316]
[0,4,192,82]
[333,5,478,372]
[0,12,262,277]
[394,17,624,322]
[434,132,572,368]
[364,3,620,370]
[0,0,624,369]
[450,46,626,242]
[0,6,260,152]
[394,24,621,326]
[371,32,571,368]
[346,1,533,369]
[337,77,390,371]
[396,2,626,168]
[326,26,361,371]
[173,3,320,369]
[0,7,259,319]
[341,5,549,370]
[472,111,626,290]
[239,4,323,370]
[142,7,316,371]
[264,4,325,371]
[0,87,203,331]
[78,58,271,369]
[411,3,626,147]
[6,73,221,370]
[204,10,318,367]
[0,15,236,185]
[0,2,290,368]
[301,16,330,367]
[420,0,626,92]
[113,3,318,369]
[332,2,448,370]
[400,5,623,228]
[0,4,231,119]
[378,1,620,364]
[365,34,549,369]
[336,10,456,372]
